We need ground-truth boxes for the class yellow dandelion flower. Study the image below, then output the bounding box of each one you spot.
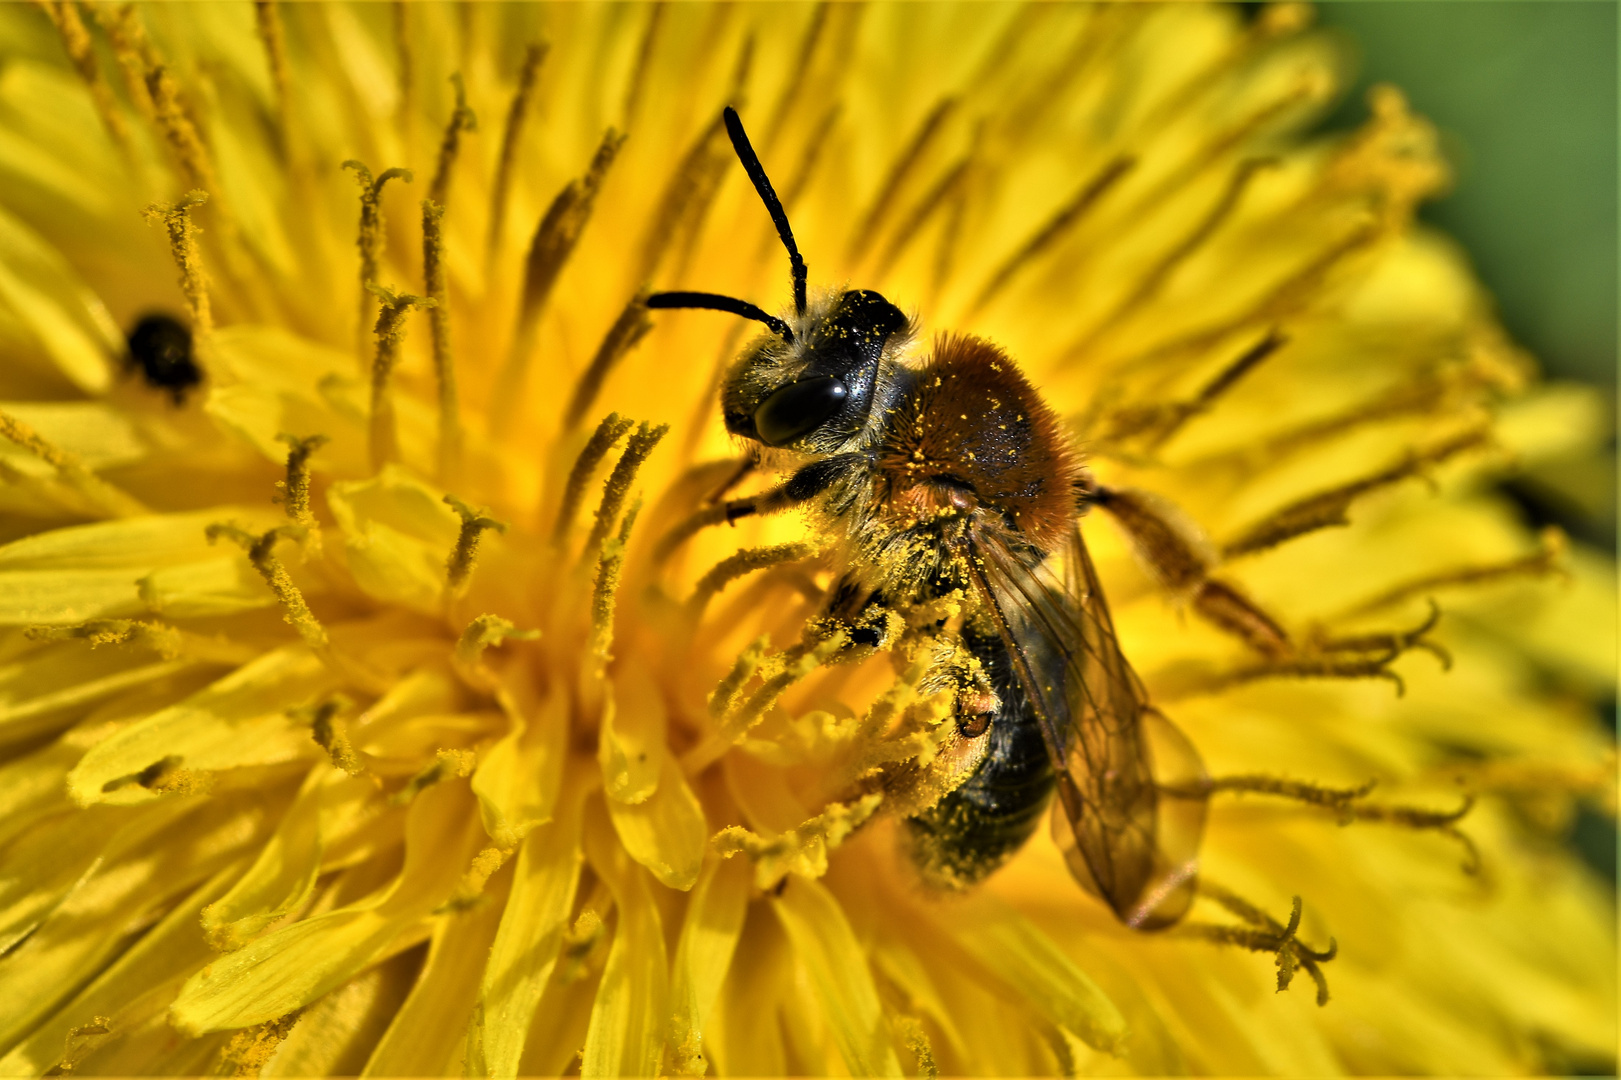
[0,3,1613,1077]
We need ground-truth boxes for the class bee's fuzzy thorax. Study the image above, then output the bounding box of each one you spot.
[875,334,1083,555]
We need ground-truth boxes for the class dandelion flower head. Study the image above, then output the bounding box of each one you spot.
[0,3,1614,1076]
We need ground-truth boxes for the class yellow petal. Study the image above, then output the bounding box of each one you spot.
[259,947,425,1077]
[771,876,903,1078]
[668,855,750,1074]
[0,402,142,473]
[203,767,376,950]
[0,641,192,746]
[0,508,277,571]
[581,794,669,1079]
[599,665,668,804]
[0,791,273,1050]
[327,466,460,614]
[67,645,337,806]
[939,894,1127,1056]
[362,866,512,1078]
[0,257,110,393]
[472,686,567,848]
[0,862,239,1077]
[206,326,366,473]
[606,755,707,891]
[170,780,478,1035]
[137,556,280,619]
[472,782,586,1079]
[0,805,144,955]
[0,61,118,218]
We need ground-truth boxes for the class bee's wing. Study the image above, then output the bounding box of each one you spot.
[968,525,1208,929]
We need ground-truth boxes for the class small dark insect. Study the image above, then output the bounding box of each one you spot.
[649,107,1209,930]
[126,313,201,403]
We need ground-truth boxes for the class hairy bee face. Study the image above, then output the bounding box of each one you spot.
[720,289,912,455]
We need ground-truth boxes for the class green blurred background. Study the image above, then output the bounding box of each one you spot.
[1317,1,1616,393]
[1314,1,1617,547]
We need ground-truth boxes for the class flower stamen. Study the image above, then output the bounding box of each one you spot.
[583,421,668,560]
[621,7,663,130]
[393,3,413,140]
[1340,526,1567,618]
[638,110,733,286]
[273,433,327,530]
[291,695,363,776]
[554,413,634,542]
[1222,427,1493,558]
[1084,156,1281,352]
[970,155,1135,315]
[45,1015,112,1076]
[564,290,654,430]
[420,201,462,484]
[455,613,540,674]
[24,618,255,665]
[427,73,477,207]
[1313,598,1452,670]
[1091,328,1287,451]
[252,1,291,136]
[491,128,626,438]
[684,630,850,774]
[343,160,414,361]
[847,95,958,266]
[206,522,340,672]
[391,748,476,806]
[1181,886,1337,1006]
[443,494,507,600]
[213,1008,303,1077]
[92,5,155,120]
[365,284,434,472]
[99,753,210,797]
[686,541,819,618]
[145,66,223,212]
[712,790,883,887]
[0,408,148,517]
[485,42,548,267]
[142,190,212,356]
[589,496,642,672]
[41,1,129,156]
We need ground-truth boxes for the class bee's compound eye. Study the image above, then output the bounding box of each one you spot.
[752,375,848,447]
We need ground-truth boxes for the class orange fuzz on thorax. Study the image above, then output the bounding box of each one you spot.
[876,334,1082,553]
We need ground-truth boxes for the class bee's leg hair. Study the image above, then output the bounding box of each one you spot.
[703,449,760,505]
[655,453,866,562]
[1088,483,1292,656]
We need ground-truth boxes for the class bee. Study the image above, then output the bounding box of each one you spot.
[649,107,1208,930]
[126,312,201,404]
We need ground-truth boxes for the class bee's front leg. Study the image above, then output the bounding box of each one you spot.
[703,449,760,506]
[656,453,867,560]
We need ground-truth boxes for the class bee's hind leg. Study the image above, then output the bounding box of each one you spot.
[1175,881,1338,1006]
[1086,483,1294,656]
[1090,484,1455,692]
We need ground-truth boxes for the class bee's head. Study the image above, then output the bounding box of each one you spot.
[648,107,910,453]
[717,288,910,451]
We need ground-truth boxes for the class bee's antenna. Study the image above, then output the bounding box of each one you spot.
[723,106,808,317]
[646,290,794,343]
